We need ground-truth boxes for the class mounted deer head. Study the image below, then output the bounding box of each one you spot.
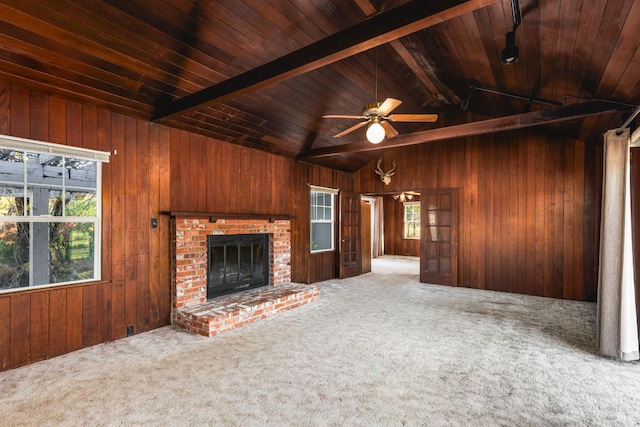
[375,158,396,185]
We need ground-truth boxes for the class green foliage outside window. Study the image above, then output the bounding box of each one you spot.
[0,146,101,291]
[404,202,420,240]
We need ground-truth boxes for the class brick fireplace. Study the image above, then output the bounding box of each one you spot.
[171,215,319,337]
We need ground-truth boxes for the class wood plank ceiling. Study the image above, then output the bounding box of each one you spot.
[0,0,638,172]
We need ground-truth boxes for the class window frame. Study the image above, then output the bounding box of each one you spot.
[310,185,337,253]
[403,201,421,240]
[0,134,110,294]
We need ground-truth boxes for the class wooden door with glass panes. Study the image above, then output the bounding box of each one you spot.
[338,191,361,278]
[420,189,459,285]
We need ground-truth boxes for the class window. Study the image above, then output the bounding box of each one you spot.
[0,134,109,293]
[310,186,336,252]
[404,202,420,239]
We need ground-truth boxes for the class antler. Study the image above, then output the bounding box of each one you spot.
[375,158,396,185]
[387,160,396,176]
[375,158,384,176]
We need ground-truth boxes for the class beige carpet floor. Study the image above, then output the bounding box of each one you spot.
[2,256,640,426]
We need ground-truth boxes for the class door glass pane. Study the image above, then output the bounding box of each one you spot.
[209,246,225,285]
[439,211,451,226]
[440,226,451,242]
[426,257,439,272]
[226,246,239,282]
[426,242,437,257]
[344,252,356,266]
[441,258,451,274]
[239,244,252,280]
[439,194,451,209]
[253,243,264,277]
[441,242,451,256]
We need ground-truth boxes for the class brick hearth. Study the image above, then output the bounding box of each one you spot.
[171,216,319,337]
[173,283,319,337]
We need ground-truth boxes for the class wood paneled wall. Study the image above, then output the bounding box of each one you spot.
[168,131,290,215]
[355,128,602,302]
[0,83,351,371]
[289,161,354,284]
[0,83,172,371]
[383,195,420,257]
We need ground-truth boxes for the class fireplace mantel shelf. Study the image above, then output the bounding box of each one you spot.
[165,211,294,223]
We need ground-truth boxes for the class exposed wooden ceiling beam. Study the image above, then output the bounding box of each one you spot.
[353,0,459,105]
[151,0,498,122]
[388,39,460,105]
[297,100,622,159]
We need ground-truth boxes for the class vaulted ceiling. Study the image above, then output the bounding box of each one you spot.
[0,0,638,172]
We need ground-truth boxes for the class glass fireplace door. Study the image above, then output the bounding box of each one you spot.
[207,233,269,299]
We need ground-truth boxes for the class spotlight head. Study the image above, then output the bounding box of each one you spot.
[501,31,519,64]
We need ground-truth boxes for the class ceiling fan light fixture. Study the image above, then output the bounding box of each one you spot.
[366,118,385,144]
[395,192,414,202]
[501,31,519,64]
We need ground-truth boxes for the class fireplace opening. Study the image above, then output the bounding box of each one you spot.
[207,233,270,299]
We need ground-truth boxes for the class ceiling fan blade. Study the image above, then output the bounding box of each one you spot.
[333,120,368,138]
[322,114,367,119]
[377,98,402,116]
[388,113,438,122]
[381,120,399,138]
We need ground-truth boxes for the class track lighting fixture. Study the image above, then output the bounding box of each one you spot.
[501,31,519,64]
[501,0,522,65]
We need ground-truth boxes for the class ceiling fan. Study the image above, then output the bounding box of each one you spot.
[393,191,420,202]
[322,49,438,144]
